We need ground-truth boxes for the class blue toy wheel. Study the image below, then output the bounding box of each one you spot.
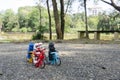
[55,58,61,66]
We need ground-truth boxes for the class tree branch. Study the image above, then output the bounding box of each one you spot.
[101,0,112,5]
[65,0,70,16]
[101,0,120,12]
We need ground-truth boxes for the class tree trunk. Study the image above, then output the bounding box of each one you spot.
[60,0,65,39]
[38,0,42,32]
[46,0,52,40]
[84,0,89,38]
[52,0,62,39]
[37,0,43,39]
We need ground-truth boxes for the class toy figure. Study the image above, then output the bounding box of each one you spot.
[34,42,43,50]
[48,42,56,60]
[27,42,34,62]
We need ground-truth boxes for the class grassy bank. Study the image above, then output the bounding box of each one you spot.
[0,32,119,43]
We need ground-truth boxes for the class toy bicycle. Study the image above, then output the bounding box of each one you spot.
[48,51,61,66]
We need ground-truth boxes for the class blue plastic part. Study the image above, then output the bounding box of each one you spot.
[27,42,34,59]
[49,52,58,65]
[27,53,31,59]
[28,42,34,52]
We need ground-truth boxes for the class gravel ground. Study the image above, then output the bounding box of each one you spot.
[0,42,120,80]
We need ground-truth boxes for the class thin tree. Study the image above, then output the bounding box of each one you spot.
[60,0,65,39]
[37,0,42,32]
[61,0,75,39]
[46,0,52,40]
[84,0,89,38]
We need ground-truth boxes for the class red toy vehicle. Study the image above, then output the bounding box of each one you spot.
[32,43,46,68]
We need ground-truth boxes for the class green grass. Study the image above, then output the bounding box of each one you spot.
[0,32,119,43]
[43,33,78,40]
[89,33,117,40]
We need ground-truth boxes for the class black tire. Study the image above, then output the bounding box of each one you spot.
[55,58,61,66]
[44,57,50,65]
[40,61,46,69]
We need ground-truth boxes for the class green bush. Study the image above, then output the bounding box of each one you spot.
[20,27,28,32]
[32,31,43,40]
[32,25,48,40]
[12,27,19,32]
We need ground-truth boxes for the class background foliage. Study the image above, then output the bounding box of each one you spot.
[0,1,120,40]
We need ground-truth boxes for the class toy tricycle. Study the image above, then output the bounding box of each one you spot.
[32,47,46,68]
[47,42,61,66]
[48,51,61,66]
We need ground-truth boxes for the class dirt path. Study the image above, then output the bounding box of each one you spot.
[0,43,120,80]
